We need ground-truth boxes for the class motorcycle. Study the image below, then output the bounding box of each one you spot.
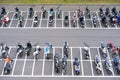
[72,18,77,27]
[29,7,34,18]
[14,7,20,18]
[49,8,54,18]
[18,14,24,27]
[104,57,113,74]
[63,42,69,58]
[73,57,80,75]
[56,7,61,18]
[33,46,41,60]
[83,47,89,59]
[1,7,7,15]
[92,16,97,27]
[94,55,102,74]
[106,41,114,50]
[41,6,46,18]
[33,15,38,27]
[62,56,67,75]
[110,16,117,27]
[16,43,24,57]
[105,7,110,17]
[116,64,120,74]
[64,16,69,26]
[99,7,104,18]
[0,43,9,59]
[86,6,91,18]
[45,43,52,59]
[111,7,118,17]
[1,15,11,27]
[48,16,54,26]
[113,55,120,66]
[72,13,77,27]
[25,42,32,56]
[54,54,60,73]
[100,42,108,58]
[79,15,85,28]
[4,60,13,74]
[101,16,108,27]
[117,14,120,25]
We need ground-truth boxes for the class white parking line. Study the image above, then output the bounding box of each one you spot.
[83,11,86,28]
[9,11,14,28]
[47,12,49,28]
[96,47,104,76]
[80,47,84,76]
[106,49,115,76]
[71,48,73,76]
[55,11,56,28]
[32,11,36,28]
[42,47,45,76]
[39,12,42,28]
[62,11,64,28]
[31,53,35,76]
[90,12,94,28]
[24,10,29,28]
[89,48,94,76]
[61,47,63,76]
[52,47,55,76]
[1,47,11,75]
[96,11,102,28]
[16,11,23,28]
[68,11,71,28]
[1,75,120,77]
[76,11,79,28]
[11,52,19,75]
[21,54,27,76]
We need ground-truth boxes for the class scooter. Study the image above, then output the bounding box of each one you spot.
[45,43,52,59]
[17,43,24,57]
[33,46,41,60]
[73,57,80,75]
[94,55,102,74]
[83,47,89,59]
[54,54,60,73]
[104,57,113,74]
[62,56,67,75]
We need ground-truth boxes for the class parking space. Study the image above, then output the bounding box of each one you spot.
[83,61,92,76]
[44,61,53,75]
[24,61,33,75]
[13,60,24,75]
[56,20,62,28]
[41,20,47,27]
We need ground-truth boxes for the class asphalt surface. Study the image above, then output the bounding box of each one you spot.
[0,4,120,80]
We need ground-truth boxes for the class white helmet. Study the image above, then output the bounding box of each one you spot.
[73,13,76,17]
[84,47,88,51]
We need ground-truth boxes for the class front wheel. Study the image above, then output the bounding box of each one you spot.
[62,69,66,75]
[96,69,101,74]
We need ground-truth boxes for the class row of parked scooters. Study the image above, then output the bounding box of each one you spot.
[0,41,120,75]
[0,6,120,28]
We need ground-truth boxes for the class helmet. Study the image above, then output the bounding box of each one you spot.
[73,13,76,17]
[84,47,88,51]
[36,46,40,49]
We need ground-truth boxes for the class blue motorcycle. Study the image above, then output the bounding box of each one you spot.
[45,43,52,59]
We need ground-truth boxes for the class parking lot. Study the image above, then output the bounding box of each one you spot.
[0,5,120,29]
[0,4,120,80]
[0,46,120,77]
